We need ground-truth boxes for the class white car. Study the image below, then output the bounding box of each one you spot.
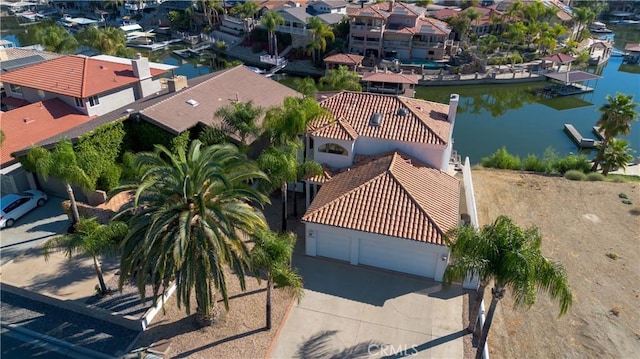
[0,190,48,229]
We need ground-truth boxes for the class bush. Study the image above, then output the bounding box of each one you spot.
[586,172,605,181]
[523,154,545,172]
[215,41,227,50]
[553,153,590,174]
[481,146,521,170]
[96,163,122,192]
[564,170,586,181]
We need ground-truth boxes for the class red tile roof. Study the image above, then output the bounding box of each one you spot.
[540,53,576,64]
[0,98,93,165]
[0,55,167,98]
[310,91,451,145]
[302,151,460,244]
[323,53,365,65]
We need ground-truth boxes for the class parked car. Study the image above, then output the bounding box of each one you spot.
[0,190,48,229]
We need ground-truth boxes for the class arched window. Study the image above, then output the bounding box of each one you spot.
[318,143,348,156]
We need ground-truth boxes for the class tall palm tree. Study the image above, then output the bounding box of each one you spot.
[113,141,270,324]
[444,216,572,359]
[465,8,481,38]
[257,144,298,232]
[598,139,634,176]
[251,229,303,329]
[261,11,285,57]
[591,93,638,172]
[319,65,362,92]
[232,0,259,20]
[214,100,264,149]
[572,6,595,41]
[43,218,128,295]
[306,17,335,64]
[24,140,93,225]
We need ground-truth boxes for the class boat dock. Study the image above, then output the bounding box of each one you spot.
[127,39,182,51]
[564,124,600,148]
[592,126,606,139]
[173,44,212,58]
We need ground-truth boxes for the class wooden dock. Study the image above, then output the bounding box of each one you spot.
[564,124,600,148]
[592,126,606,139]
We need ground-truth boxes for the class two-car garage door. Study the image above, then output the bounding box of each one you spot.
[314,231,439,279]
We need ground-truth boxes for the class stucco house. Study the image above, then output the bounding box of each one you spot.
[308,0,348,15]
[348,0,455,61]
[0,54,172,117]
[301,91,462,280]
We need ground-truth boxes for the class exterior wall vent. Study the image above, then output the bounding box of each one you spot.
[369,112,382,127]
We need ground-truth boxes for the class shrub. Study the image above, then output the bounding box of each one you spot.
[622,199,632,205]
[585,172,605,181]
[542,147,560,173]
[553,153,590,174]
[96,163,122,192]
[564,170,586,181]
[523,154,545,172]
[619,193,629,199]
[481,146,521,170]
[606,252,620,260]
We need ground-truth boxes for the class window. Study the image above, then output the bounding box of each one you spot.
[318,143,348,156]
[9,84,21,94]
[88,95,100,107]
[75,97,84,107]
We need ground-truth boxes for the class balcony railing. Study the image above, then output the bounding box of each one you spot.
[383,40,410,48]
[277,25,307,35]
[350,25,382,32]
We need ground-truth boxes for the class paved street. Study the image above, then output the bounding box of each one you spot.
[0,196,68,265]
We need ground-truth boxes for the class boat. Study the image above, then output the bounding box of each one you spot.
[589,21,613,33]
[619,19,640,25]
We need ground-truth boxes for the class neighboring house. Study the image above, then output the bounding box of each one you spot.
[308,0,348,15]
[139,65,301,140]
[258,0,309,16]
[0,54,171,117]
[433,6,503,37]
[0,99,93,194]
[323,53,364,70]
[274,6,346,48]
[488,0,574,28]
[348,0,454,61]
[307,91,459,172]
[361,71,420,97]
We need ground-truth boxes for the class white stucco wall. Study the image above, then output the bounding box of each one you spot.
[305,222,450,281]
[312,136,355,169]
[85,87,137,117]
[354,137,446,170]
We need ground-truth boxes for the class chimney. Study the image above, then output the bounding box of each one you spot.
[167,75,188,93]
[132,53,151,80]
[389,0,395,11]
[447,94,459,122]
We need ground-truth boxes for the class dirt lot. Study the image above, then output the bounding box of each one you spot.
[472,169,640,359]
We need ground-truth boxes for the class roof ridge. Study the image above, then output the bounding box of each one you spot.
[81,56,89,98]
[387,155,445,238]
[398,97,448,144]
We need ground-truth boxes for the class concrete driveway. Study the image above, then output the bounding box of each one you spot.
[0,196,69,265]
[270,256,465,359]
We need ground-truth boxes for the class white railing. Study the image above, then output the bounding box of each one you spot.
[260,55,287,66]
[277,25,307,35]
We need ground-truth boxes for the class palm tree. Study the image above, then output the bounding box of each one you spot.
[598,139,634,175]
[76,26,129,57]
[43,217,128,295]
[113,141,270,325]
[293,77,318,98]
[22,22,78,53]
[319,65,362,92]
[232,0,259,20]
[306,17,335,64]
[250,229,303,329]
[24,140,93,225]
[261,11,285,57]
[572,6,595,41]
[591,93,639,172]
[505,21,526,51]
[465,8,481,38]
[444,216,572,359]
[214,100,264,149]
[257,144,298,232]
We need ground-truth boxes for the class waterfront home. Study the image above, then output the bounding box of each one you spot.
[347,0,455,62]
[273,6,345,48]
[361,71,420,97]
[432,6,504,38]
[308,0,348,15]
[301,91,463,280]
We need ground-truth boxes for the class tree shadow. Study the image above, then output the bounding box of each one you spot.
[295,330,381,359]
[173,327,268,358]
[380,330,468,359]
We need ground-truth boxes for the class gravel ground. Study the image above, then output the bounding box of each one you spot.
[0,290,138,356]
[85,276,155,319]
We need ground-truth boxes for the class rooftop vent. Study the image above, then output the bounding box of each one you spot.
[369,112,382,127]
[186,99,199,107]
[397,107,409,116]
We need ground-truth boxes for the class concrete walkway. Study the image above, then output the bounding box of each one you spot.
[270,256,465,359]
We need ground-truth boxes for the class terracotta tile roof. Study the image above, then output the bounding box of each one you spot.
[140,65,301,135]
[0,98,93,165]
[323,53,365,65]
[540,53,576,64]
[0,55,167,98]
[432,8,460,21]
[309,91,451,146]
[362,72,420,84]
[302,151,460,244]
